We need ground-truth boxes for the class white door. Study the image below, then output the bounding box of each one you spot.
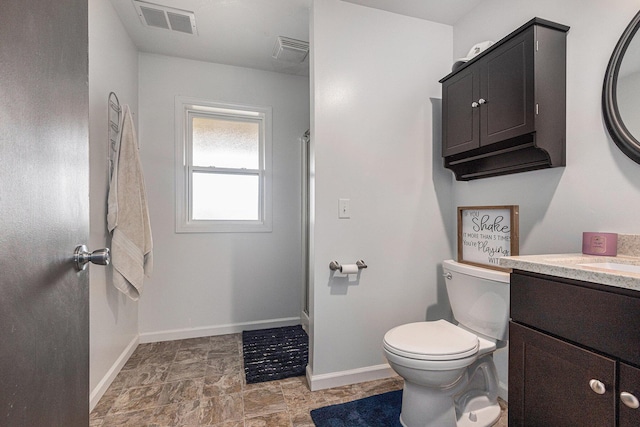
[0,0,90,425]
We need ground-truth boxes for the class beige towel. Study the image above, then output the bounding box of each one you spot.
[107,105,153,300]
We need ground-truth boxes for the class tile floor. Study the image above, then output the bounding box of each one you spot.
[90,333,508,426]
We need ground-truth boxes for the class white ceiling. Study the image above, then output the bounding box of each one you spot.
[342,0,484,26]
[108,0,483,77]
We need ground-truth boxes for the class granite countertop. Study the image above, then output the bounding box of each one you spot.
[499,253,640,292]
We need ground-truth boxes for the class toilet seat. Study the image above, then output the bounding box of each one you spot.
[383,320,479,360]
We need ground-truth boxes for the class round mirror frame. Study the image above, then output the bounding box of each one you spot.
[603,10,640,165]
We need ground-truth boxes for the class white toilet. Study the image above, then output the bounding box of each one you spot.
[383,259,509,427]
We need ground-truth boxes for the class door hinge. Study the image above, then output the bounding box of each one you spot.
[536,40,539,51]
[536,104,539,115]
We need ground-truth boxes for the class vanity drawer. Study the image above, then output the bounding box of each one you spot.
[511,271,640,365]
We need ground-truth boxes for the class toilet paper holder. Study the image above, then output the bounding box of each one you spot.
[329,260,367,272]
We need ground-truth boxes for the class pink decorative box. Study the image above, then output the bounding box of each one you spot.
[582,232,618,256]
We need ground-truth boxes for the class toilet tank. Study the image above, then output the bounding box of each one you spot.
[443,259,510,341]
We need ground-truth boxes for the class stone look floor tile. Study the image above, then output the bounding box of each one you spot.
[309,383,361,406]
[166,360,207,382]
[102,408,150,426]
[208,338,240,355]
[207,421,244,427]
[203,372,243,396]
[152,340,183,353]
[120,354,142,372]
[89,386,122,419]
[155,400,200,425]
[159,378,204,405]
[206,354,242,376]
[175,347,210,364]
[179,336,215,350]
[135,349,178,366]
[107,370,130,391]
[198,393,244,425]
[111,383,165,414]
[122,363,170,388]
[289,408,315,427]
[354,376,403,399]
[90,332,509,426]
[245,410,292,427]
[243,385,287,417]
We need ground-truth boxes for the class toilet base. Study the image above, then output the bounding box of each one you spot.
[457,399,501,427]
[396,355,502,427]
[399,381,459,427]
[399,385,501,427]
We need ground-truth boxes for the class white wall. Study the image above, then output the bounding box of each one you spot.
[137,54,310,339]
[88,0,139,409]
[308,0,454,388]
[452,0,640,401]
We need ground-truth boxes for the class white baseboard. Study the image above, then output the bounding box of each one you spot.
[300,311,309,333]
[138,316,302,343]
[306,363,508,401]
[89,335,139,412]
[306,363,396,391]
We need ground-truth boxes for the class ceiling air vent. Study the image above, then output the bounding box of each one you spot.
[272,36,309,63]
[133,0,197,35]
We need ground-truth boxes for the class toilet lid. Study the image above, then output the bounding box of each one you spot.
[383,320,479,361]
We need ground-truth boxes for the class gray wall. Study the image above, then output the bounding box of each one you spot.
[89,0,139,409]
[308,0,454,388]
[137,53,310,339]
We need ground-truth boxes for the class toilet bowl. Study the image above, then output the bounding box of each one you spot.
[383,260,509,427]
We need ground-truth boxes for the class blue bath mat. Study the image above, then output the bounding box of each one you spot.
[310,390,403,427]
[242,325,308,384]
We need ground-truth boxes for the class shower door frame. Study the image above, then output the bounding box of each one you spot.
[301,130,310,316]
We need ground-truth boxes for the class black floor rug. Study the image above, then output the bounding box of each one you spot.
[310,390,403,427]
[242,325,308,384]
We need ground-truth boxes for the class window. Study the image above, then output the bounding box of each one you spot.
[175,97,272,232]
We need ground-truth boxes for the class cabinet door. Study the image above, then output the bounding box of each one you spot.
[480,29,535,147]
[509,322,616,427]
[442,64,480,156]
[620,363,640,427]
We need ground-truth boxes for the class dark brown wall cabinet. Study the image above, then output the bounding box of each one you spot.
[509,271,640,427]
[440,18,569,180]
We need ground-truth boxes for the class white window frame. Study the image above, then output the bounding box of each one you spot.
[175,96,272,233]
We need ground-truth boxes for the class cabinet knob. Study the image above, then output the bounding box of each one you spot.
[589,379,606,395]
[621,392,639,409]
[471,101,479,108]
[478,98,487,105]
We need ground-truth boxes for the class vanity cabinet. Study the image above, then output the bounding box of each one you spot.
[509,271,640,426]
[440,18,569,180]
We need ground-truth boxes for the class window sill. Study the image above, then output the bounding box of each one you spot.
[175,220,272,234]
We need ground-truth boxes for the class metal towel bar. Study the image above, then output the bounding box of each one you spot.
[108,91,121,178]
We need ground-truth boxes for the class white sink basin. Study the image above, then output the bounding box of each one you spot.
[578,262,640,274]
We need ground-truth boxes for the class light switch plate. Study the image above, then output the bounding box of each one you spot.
[338,198,350,219]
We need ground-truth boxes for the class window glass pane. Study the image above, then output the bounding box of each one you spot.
[192,116,259,169]
[192,172,259,220]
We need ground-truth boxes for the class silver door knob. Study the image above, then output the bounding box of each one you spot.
[74,245,110,271]
[478,98,487,104]
[471,101,479,108]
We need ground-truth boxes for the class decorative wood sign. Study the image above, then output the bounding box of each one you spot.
[458,205,519,271]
